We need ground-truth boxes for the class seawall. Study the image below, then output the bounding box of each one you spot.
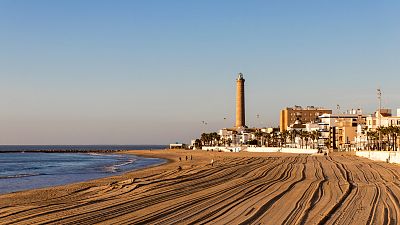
[356,151,400,164]
[201,146,319,154]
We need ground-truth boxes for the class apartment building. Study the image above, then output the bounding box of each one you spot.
[280,106,332,132]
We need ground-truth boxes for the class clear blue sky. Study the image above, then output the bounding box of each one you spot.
[0,1,399,144]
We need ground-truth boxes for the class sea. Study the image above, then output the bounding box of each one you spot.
[0,145,167,194]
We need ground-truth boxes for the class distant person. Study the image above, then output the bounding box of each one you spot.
[179,157,181,162]
[190,155,192,160]
[185,156,188,161]
[211,159,214,167]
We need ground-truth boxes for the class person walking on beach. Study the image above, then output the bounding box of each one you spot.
[190,155,192,160]
[179,157,181,162]
[211,159,214,167]
[185,156,188,161]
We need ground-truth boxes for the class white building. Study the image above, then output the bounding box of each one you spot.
[219,127,256,146]
[360,109,400,150]
[366,109,400,131]
[318,109,367,151]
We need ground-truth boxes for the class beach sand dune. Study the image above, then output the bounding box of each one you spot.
[1,150,400,224]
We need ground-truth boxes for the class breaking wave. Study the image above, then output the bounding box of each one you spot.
[104,159,137,173]
[0,173,42,179]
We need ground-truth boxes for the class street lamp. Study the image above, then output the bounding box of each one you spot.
[377,88,382,150]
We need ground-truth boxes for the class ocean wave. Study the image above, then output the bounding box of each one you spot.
[104,159,137,173]
[87,153,103,156]
[0,173,42,179]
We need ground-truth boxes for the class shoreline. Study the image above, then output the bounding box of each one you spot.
[2,150,400,224]
[0,150,129,153]
[0,149,164,153]
[0,150,169,195]
[0,144,168,153]
[0,149,210,201]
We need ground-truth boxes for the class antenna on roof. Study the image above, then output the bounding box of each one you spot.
[377,88,382,150]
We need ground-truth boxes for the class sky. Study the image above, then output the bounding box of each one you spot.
[0,1,399,145]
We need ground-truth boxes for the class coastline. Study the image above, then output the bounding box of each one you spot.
[0,149,216,207]
[2,150,400,224]
[0,144,168,153]
[0,149,169,196]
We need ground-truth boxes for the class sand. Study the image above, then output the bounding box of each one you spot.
[1,149,400,224]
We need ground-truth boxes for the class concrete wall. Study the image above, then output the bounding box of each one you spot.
[356,151,400,164]
[247,147,318,154]
[201,146,241,152]
[202,146,319,154]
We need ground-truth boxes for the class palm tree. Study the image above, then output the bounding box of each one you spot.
[299,131,308,149]
[395,126,400,151]
[213,132,221,146]
[310,130,320,149]
[281,130,289,148]
[263,132,271,147]
[201,133,214,146]
[271,132,279,147]
[227,138,232,146]
[386,126,400,151]
[367,131,379,149]
[379,127,389,150]
[201,133,207,146]
[194,139,202,149]
[362,127,369,150]
[298,131,303,148]
[254,130,263,147]
[208,132,220,146]
[391,126,399,151]
[389,126,393,150]
[289,130,298,148]
[365,130,371,150]
[305,131,311,149]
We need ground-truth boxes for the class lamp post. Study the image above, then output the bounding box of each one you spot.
[201,121,208,134]
[336,104,341,151]
[377,89,382,150]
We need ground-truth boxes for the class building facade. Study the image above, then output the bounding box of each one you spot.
[219,127,255,146]
[361,109,400,150]
[366,109,400,131]
[319,111,366,151]
[280,106,332,132]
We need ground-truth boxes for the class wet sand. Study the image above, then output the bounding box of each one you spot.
[1,149,400,224]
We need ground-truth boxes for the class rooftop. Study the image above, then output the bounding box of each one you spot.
[286,105,330,111]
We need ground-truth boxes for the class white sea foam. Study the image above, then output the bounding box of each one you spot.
[104,159,137,173]
[0,173,41,179]
[87,153,103,156]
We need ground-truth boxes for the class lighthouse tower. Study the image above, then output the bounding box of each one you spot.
[235,73,246,128]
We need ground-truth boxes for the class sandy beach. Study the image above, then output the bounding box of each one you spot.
[1,149,400,224]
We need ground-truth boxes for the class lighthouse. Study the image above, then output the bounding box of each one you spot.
[235,73,246,128]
